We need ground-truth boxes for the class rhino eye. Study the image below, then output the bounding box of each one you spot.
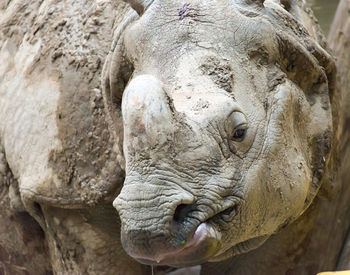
[225,111,248,139]
[225,111,252,155]
[232,127,247,142]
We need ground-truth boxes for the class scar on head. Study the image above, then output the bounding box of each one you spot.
[178,3,194,20]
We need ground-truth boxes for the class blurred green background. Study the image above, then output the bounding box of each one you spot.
[308,0,340,35]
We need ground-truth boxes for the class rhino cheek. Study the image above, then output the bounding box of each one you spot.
[243,83,313,235]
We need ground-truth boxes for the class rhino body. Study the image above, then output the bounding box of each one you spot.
[0,0,148,274]
[0,0,349,274]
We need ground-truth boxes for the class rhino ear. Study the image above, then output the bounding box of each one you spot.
[122,0,153,15]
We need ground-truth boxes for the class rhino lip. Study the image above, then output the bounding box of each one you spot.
[134,222,220,267]
[133,204,239,266]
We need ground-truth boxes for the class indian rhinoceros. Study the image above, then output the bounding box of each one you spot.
[109,0,335,267]
[0,0,349,274]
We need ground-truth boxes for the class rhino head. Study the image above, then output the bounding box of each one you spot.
[103,0,335,267]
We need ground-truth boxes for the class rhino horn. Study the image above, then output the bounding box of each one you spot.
[122,0,153,15]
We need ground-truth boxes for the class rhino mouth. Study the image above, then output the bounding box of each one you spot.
[134,222,220,267]
[133,204,240,267]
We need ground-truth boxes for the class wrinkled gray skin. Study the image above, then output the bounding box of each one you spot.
[106,0,335,267]
[0,1,149,274]
[0,0,347,274]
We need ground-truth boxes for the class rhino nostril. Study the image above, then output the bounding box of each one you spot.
[220,205,238,220]
[173,203,196,223]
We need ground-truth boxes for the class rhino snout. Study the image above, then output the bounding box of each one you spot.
[113,184,199,263]
[113,181,228,266]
